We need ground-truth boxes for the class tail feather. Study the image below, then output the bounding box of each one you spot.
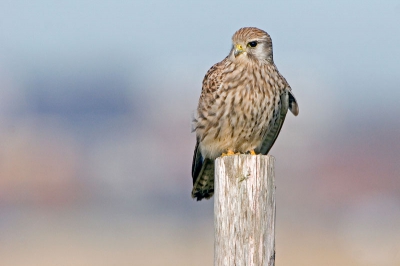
[191,158,215,201]
[191,140,215,201]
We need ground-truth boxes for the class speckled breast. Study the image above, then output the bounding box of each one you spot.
[196,63,283,159]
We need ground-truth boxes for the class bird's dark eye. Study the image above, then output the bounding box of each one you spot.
[247,41,258,47]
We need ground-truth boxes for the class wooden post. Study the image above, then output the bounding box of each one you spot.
[214,155,276,266]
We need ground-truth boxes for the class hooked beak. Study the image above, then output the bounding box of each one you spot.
[234,44,244,57]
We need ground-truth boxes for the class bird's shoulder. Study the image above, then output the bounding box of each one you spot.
[201,57,230,95]
[270,64,299,116]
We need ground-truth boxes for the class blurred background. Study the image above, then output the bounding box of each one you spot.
[1,1,400,265]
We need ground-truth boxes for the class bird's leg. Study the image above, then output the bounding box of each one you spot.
[221,149,236,157]
[249,149,257,155]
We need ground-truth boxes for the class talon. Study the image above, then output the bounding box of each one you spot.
[250,149,256,155]
[221,149,235,157]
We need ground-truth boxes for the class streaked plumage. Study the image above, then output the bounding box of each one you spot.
[192,27,299,200]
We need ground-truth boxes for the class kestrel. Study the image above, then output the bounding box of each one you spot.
[192,27,299,201]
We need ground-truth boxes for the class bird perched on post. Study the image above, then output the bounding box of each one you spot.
[192,27,299,201]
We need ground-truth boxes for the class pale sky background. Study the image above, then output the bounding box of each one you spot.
[1,1,400,265]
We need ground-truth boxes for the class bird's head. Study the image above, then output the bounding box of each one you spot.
[230,27,273,64]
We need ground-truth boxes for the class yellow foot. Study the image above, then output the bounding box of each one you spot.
[250,149,257,155]
[221,149,235,157]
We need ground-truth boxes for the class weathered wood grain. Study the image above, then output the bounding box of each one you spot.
[214,155,275,266]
